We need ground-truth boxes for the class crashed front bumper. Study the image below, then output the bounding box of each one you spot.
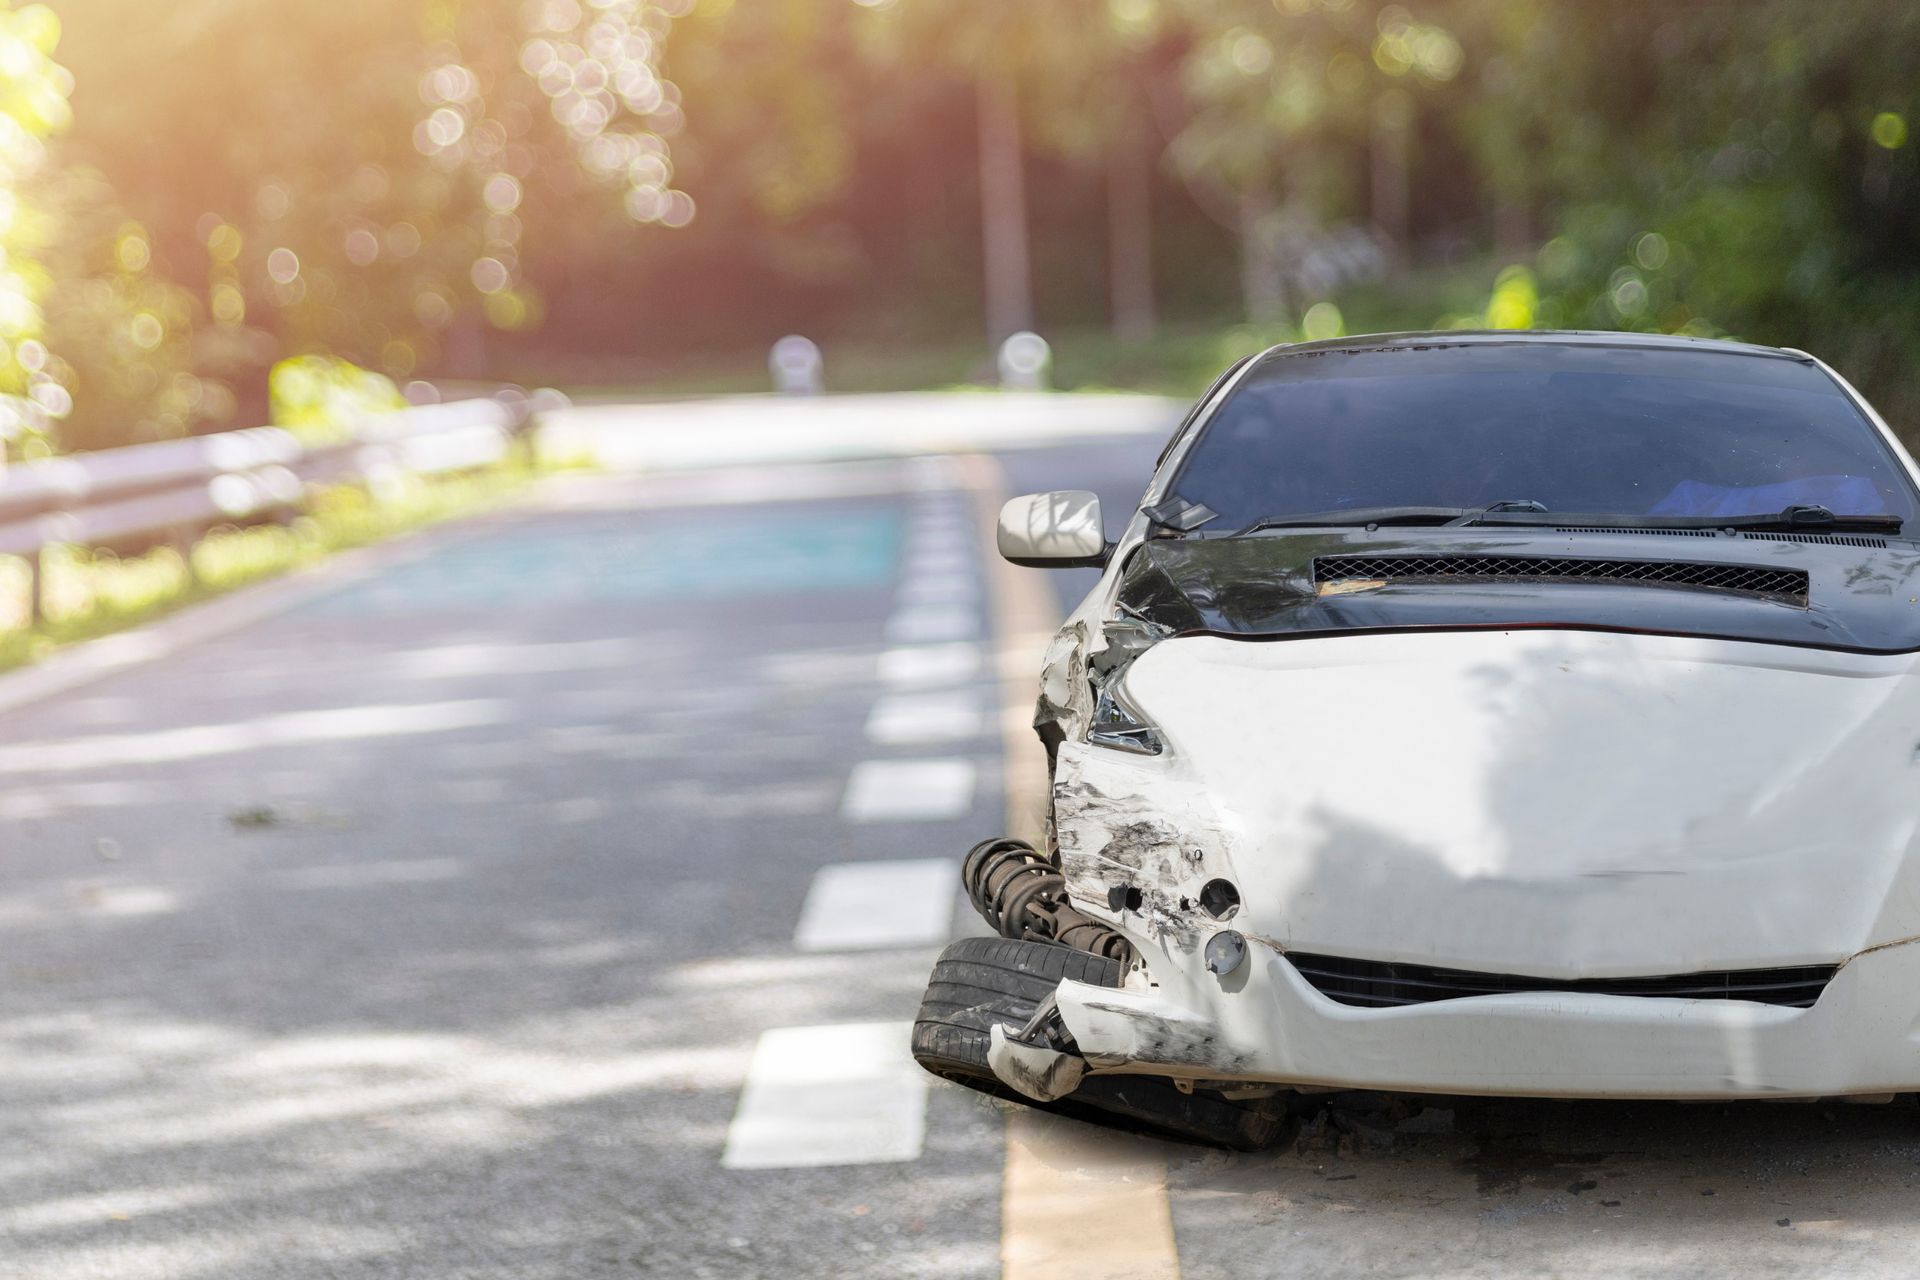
[1046,936,1920,1099]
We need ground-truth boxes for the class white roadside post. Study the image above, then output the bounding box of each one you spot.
[769,334,825,395]
[997,330,1052,391]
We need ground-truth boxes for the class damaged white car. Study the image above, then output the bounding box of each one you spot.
[912,330,1920,1148]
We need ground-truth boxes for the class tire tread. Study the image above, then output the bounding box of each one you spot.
[910,936,1289,1150]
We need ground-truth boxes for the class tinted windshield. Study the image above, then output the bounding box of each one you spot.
[1172,343,1919,527]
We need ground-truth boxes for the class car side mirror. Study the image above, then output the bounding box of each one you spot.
[996,490,1108,568]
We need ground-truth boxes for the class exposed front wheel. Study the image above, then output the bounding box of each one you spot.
[910,936,1292,1151]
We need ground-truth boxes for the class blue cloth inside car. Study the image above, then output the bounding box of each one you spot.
[1648,474,1884,517]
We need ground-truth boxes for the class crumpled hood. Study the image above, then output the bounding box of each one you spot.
[1093,629,1920,976]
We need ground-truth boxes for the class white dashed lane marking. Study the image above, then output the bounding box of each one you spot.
[841,758,977,821]
[901,551,976,579]
[865,690,986,744]
[793,859,957,951]
[896,575,980,607]
[877,642,982,688]
[721,1022,927,1169]
[886,606,979,643]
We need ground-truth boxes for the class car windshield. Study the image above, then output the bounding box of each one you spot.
[1171,342,1920,529]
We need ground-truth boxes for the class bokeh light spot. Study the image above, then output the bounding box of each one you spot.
[211,284,246,325]
[207,222,243,263]
[470,257,511,294]
[483,173,523,213]
[115,230,150,273]
[1301,301,1344,341]
[344,228,381,267]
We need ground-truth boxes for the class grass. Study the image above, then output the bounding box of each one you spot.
[0,463,541,673]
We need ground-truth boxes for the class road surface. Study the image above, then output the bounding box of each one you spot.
[2,418,1919,1278]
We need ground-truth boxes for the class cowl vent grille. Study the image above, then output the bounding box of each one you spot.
[1556,526,1717,538]
[1287,952,1835,1009]
[1313,554,1809,602]
[1740,531,1887,548]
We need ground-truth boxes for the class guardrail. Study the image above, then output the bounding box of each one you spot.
[0,391,549,621]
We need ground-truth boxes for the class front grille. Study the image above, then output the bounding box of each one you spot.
[1287,952,1836,1009]
[1312,554,1809,602]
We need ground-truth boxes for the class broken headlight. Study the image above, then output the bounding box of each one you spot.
[1088,683,1163,756]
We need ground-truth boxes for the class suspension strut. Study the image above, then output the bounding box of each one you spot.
[961,836,1135,965]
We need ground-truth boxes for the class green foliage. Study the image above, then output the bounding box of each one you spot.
[36,0,692,448]
[34,167,214,451]
[268,355,405,442]
[1448,1,1920,429]
[0,2,73,459]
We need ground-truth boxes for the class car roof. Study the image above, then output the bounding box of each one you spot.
[1253,329,1811,365]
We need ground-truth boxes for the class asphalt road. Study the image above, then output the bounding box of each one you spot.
[4,431,1920,1279]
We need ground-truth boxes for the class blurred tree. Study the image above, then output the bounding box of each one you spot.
[51,0,691,441]
[856,0,1158,347]
[0,2,75,462]
[1167,0,1462,323]
[35,167,213,451]
[1017,0,1176,344]
[23,0,1920,440]
[1454,0,1920,424]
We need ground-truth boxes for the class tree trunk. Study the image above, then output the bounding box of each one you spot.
[1494,185,1531,254]
[1237,190,1288,326]
[1107,124,1156,344]
[1370,89,1412,267]
[977,69,1034,348]
[446,309,487,380]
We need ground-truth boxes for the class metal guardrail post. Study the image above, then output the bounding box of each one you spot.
[25,549,41,625]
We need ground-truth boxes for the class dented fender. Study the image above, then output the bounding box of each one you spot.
[1052,738,1242,962]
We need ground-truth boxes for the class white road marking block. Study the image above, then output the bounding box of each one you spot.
[906,518,975,537]
[905,551,972,571]
[897,575,981,606]
[903,550,975,577]
[842,759,976,821]
[865,690,986,744]
[793,859,956,950]
[904,531,976,554]
[721,1022,926,1169]
[878,643,983,687]
[887,606,979,643]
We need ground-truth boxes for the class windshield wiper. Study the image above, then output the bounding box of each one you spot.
[1458,504,1904,533]
[1446,499,1549,526]
[1708,504,1904,533]
[1234,502,1904,537]
[1236,506,1474,533]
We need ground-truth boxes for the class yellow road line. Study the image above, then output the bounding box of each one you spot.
[1003,1111,1181,1280]
[955,453,1182,1280]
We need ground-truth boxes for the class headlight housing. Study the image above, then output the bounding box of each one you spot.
[1087,680,1163,755]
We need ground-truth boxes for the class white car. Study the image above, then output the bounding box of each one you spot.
[912,330,1920,1148]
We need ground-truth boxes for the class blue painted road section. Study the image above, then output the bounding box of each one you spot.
[307,509,903,616]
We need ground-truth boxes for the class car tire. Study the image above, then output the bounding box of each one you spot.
[911,936,1293,1151]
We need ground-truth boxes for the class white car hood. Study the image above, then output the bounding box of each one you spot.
[1079,629,1920,977]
